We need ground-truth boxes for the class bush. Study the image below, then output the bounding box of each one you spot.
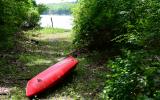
[0,0,46,50]
[25,8,40,28]
[73,0,114,49]
[0,0,31,50]
[73,0,160,50]
[102,50,160,100]
[73,0,160,99]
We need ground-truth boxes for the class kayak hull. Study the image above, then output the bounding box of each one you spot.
[26,56,78,97]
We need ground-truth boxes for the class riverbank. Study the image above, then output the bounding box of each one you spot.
[0,28,108,99]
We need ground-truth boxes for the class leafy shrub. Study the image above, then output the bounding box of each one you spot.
[100,0,160,99]
[73,0,160,99]
[25,8,40,28]
[102,50,160,100]
[0,0,46,50]
[73,0,114,49]
[73,0,160,50]
[0,0,31,49]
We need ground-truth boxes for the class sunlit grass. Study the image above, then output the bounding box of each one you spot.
[10,87,27,100]
[18,54,52,66]
[26,27,71,36]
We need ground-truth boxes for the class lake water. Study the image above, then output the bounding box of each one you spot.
[40,15,73,29]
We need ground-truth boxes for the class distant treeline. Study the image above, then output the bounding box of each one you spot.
[43,2,76,15]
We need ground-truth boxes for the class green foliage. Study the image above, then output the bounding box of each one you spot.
[73,0,120,49]
[25,8,40,28]
[37,4,48,14]
[73,0,160,99]
[44,3,75,15]
[0,0,31,49]
[102,50,160,100]
[112,0,160,50]
[73,0,160,50]
[23,1,47,28]
[0,0,46,50]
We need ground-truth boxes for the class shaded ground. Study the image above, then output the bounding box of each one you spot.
[0,28,109,99]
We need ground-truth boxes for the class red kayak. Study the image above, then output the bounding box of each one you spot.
[26,56,78,97]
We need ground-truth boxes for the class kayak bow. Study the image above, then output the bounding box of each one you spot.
[26,56,78,97]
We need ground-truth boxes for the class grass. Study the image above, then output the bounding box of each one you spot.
[26,27,70,36]
[0,28,108,99]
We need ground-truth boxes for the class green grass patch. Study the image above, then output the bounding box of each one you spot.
[26,27,71,36]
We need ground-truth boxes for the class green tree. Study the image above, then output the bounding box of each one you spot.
[0,0,46,50]
[73,0,160,99]
[73,0,160,50]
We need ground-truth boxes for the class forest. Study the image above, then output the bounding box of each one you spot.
[0,0,160,99]
[43,3,75,15]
